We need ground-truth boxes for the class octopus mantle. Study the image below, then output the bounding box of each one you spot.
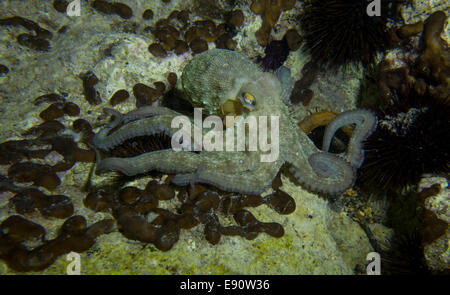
[93,49,377,195]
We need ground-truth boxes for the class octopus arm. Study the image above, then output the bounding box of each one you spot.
[93,114,192,151]
[321,109,377,168]
[95,150,204,176]
[288,152,356,195]
[121,106,182,124]
[274,66,295,103]
[172,162,282,195]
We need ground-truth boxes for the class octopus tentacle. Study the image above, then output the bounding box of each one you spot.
[322,109,377,168]
[93,115,188,151]
[121,106,182,124]
[103,108,123,128]
[92,108,124,148]
[274,66,295,103]
[172,162,282,195]
[95,150,204,176]
[289,152,356,195]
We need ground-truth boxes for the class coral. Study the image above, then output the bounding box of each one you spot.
[396,21,424,39]
[215,33,237,51]
[84,191,111,212]
[0,112,114,270]
[298,0,399,68]
[0,101,96,204]
[190,0,234,20]
[93,49,377,195]
[264,189,296,214]
[359,12,450,191]
[153,82,166,95]
[8,163,60,190]
[420,178,450,273]
[37,100,80,121]
[414,11,449,89]
[173,40,189,55]
[250,0,296,46]
[0,140,47,165]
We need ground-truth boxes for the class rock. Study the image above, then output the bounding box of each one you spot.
[420,176,449,272]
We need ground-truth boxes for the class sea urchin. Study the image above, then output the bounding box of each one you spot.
[299,0,398,68]
[359,92,450,190]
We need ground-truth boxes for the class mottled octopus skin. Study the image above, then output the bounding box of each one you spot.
[93,49,377,195]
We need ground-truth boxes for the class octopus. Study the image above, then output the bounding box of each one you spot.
[93,49,377,195]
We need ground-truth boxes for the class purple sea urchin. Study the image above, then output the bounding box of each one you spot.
[299,0,398,68]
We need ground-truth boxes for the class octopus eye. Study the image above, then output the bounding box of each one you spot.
[240,92,256,107]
